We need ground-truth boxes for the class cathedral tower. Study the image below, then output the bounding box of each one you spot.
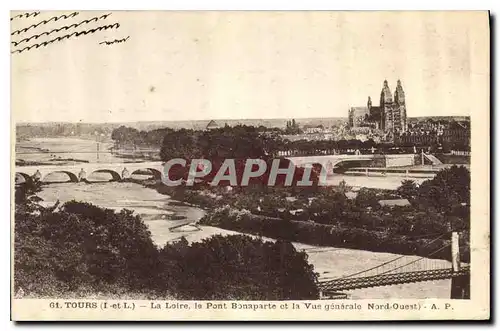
[380,80,393,131]
[393,79,407,132]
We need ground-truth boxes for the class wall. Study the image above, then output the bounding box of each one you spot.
[368,155,386,167]
[385,154,415,167]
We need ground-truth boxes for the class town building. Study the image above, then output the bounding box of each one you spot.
[394,119,470,150]
[348,107,370,128]
[395,131,438,147]
[441,121,470,149]
[206,120,219,130]
[348,80,408,134]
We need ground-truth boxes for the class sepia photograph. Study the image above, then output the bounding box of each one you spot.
[10,10,489,321]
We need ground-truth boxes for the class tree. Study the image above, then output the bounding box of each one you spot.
[397,180,419,200]
[417,165,470,211]
[15,177,42,214]
[15,200,160,295]
[160,129,201,160]
[111,126,140,147]
[414,166,470,234]
[337,179,351,194]
[158,235,319,300]
[309,191,350,225]
[354,188,379,208]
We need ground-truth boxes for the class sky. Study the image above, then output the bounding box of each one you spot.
[11,11,489,123]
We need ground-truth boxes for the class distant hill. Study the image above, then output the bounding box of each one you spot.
[16,115,469,139]
[16,117,347,138]
[101,117,348,131]
[408,116,470,123]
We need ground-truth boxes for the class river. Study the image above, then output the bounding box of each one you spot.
[19,137,452,298]
[16,137,153,164]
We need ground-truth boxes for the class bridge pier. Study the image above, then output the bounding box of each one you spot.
[78,168,87,182]
[450,231,470,299]
[451,274,470,299]
[33,170,42,181]
[122,168,130,180]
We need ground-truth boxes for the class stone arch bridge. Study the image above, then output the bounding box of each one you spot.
[15,162,165,183]
[15,154,427,184]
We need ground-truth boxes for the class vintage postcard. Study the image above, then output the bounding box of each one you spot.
[11,11,490,321]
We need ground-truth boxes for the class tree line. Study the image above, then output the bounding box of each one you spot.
[111,124,466,159]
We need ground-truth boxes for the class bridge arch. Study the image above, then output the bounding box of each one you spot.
[42,171,79,183]
[88,169,122,182]
[330,158,373,172]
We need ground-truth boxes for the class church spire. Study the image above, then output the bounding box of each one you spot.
[381,79,392,103]
[394,79,407,133]
[394,79,405,103]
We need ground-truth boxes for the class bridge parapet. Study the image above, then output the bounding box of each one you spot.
[287,154,417,171]
[16,162,165,183]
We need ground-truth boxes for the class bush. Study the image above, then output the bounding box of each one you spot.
[15,189,321,299]
[157,235,319,300]
[397,180,419,200]
[417,165,471,211]
[15,201,160,295]
[354,188,380,209]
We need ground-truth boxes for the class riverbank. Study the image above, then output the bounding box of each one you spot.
[199,206,469,263]
[142,181,469,263]
[16,137,144,164]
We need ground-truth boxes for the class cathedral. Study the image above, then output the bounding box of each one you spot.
[348,80,408,133]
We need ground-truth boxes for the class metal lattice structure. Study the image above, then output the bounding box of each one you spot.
[318,235,469,294]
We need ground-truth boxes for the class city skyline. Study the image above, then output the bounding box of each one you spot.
[15,114,470,126]
[11,11,487,123]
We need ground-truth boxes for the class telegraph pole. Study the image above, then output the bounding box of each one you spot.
[451,232,460,272]
[95,131,100,161]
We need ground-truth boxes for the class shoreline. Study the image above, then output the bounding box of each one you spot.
[139,180,469,263]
